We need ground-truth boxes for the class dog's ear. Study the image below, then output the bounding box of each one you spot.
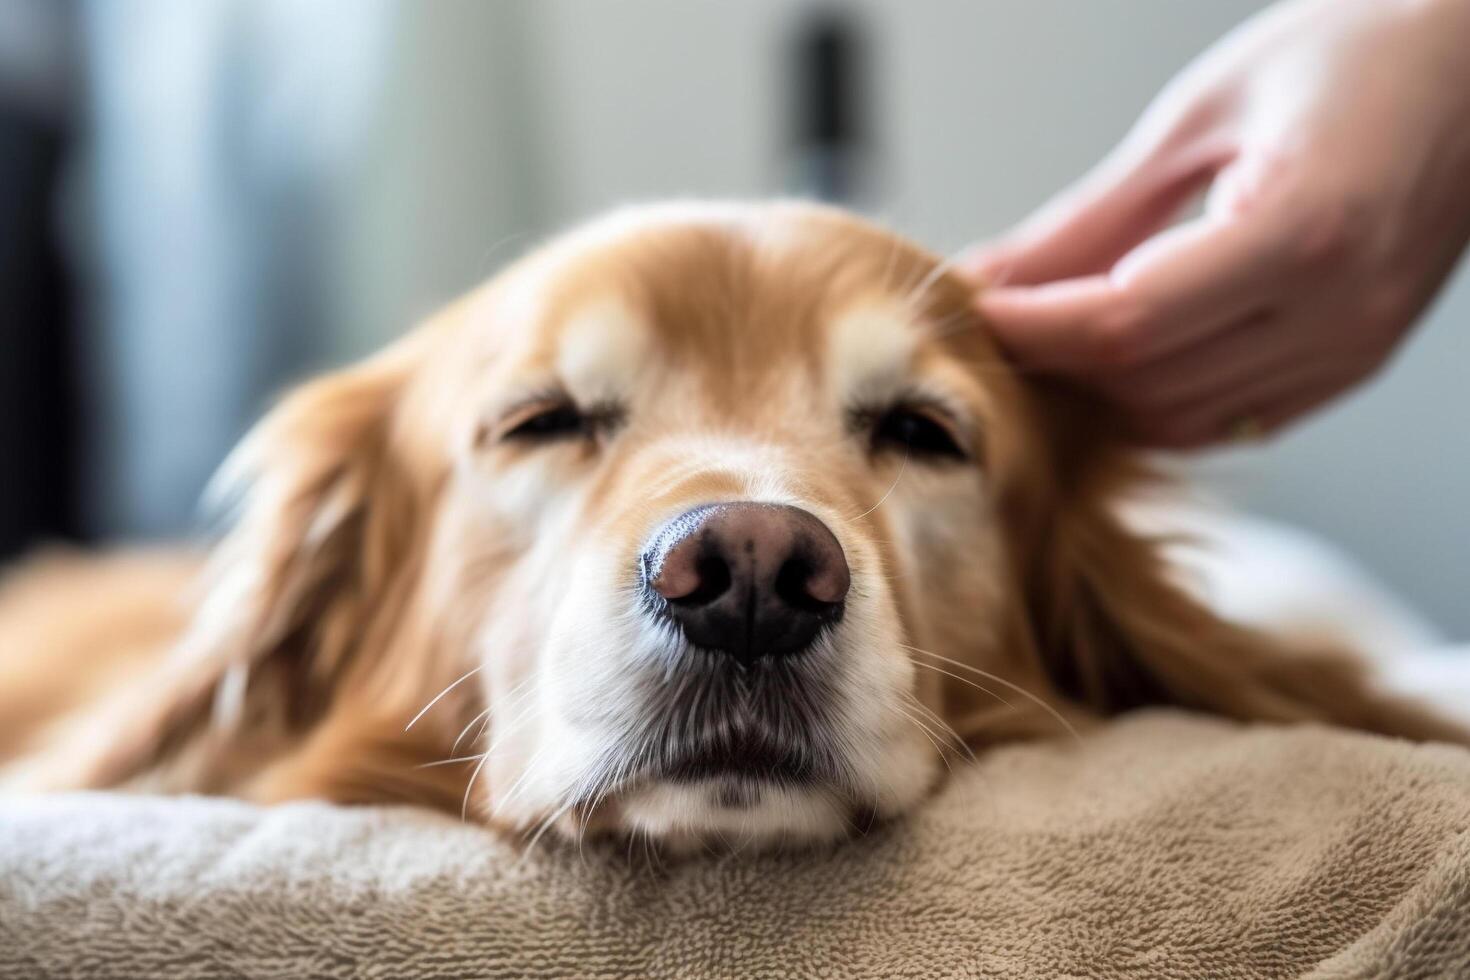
[997,382,1468,744]
[80,336,448,791]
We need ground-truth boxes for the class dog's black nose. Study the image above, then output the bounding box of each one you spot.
[642,502,849,666]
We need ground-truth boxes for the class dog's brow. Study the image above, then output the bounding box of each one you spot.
[556,298,649,405]
[829,302,919,402]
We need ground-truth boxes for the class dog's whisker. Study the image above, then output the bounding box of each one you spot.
[475,682,540,751]
[574,763,620,867]
[573,764,620,863]
[901,690,977,763]
[490,744,551,817]
[902,644,1083,745]
[909,658,1014,708]
[450,706,493,755]
[460,750,493,822]
[894,704,952,772]
[469,711,494,749]
[416,753,486,770]
[471,706,535,769]
[420,677,540,773]
[624,823,640,871]
[405,664,484,732]
[574,730,654,862]
[643,824,665,874]
[844,449,909,524]
[899,704,955,764]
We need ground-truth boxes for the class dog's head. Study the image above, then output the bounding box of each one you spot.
[425,203,1043,847]
[92,202,1438,851]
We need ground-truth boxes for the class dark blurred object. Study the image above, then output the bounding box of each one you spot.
[0,0,80,560]
[788,10,871,203]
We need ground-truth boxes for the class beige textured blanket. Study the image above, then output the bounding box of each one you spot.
[3,711,1469,979]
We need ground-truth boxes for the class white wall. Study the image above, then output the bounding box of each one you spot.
[355,0,1469,637]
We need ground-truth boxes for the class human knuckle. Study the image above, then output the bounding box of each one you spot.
[1291,197,1373,273]
[1089,303,1155,367]
[1359,280,1414,335]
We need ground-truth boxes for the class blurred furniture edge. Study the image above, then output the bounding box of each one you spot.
[0,65,78,561]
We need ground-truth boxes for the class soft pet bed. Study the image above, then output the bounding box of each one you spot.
[3,711,1469,979]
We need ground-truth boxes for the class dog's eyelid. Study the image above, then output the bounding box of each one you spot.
[484,389,626,447]
[472,391,563,447]
[510,380,577,411]
[849,390,979,462]
[850,389,971,434]
[499,389,571,425]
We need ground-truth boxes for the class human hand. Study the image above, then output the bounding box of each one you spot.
[961,0,1470,448]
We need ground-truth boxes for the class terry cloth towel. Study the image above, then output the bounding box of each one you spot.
[2,710,1469,979]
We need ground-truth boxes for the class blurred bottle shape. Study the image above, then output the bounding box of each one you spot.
[786,9,874,206]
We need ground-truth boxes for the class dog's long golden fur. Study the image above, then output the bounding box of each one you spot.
[1,202,1461,848]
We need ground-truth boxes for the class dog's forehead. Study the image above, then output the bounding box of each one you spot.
[517,205,948,397]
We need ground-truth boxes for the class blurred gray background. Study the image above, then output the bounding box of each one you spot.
[1,0,1465,637]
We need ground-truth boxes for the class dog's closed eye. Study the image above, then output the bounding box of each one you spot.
[504,402,588,441]
[497,397,624,446]
[860,402,971,462]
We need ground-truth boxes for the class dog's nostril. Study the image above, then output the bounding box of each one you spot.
[773,555,834,613]
[671,554,733,607]
[641,502,850,665]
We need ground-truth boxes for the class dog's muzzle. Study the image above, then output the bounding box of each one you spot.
[624,501,854,787]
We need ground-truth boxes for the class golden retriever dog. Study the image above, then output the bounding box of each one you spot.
[1,202,1463,853]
